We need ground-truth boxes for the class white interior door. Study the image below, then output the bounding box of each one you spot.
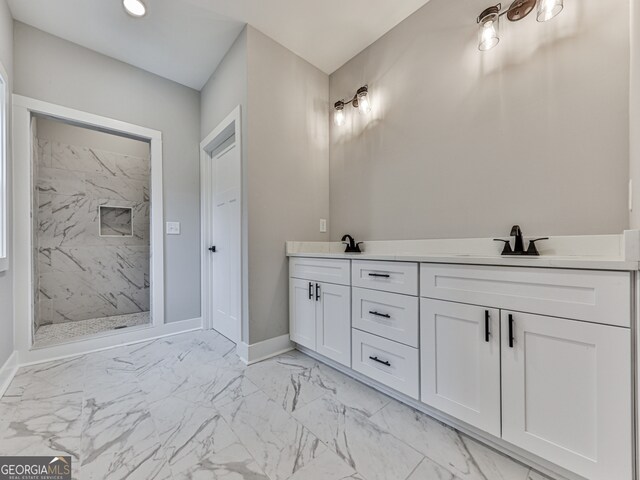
[204,135,241,343]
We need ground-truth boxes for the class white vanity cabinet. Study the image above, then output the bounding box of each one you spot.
[501,311,631,480]
[289,258,351,366]
[316,282,351,365]
[420,299,501,436]
[351,260,421,399]
[289,253,636,480]
[420,264,633,480]
[289,278,318,350]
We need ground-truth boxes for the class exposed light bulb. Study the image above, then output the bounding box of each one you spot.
[123,0,147,17]
[334,103,345,127]
[358,93,371,115]
[537,0,563,22]
[478,14,500,51]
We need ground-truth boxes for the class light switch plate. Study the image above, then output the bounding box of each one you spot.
[320,219,327,233]
[166,221,181,235]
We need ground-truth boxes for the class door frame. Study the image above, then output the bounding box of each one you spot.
[12,95,167,360]
[200,105,243,344]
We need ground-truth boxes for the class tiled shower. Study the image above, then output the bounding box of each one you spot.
[32,117,151,346]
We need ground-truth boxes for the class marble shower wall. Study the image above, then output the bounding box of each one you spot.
[34,138,151,327]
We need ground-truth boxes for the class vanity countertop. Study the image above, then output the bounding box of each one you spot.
[286,232,640,271]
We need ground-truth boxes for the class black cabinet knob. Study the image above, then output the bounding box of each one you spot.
[208,246,216,252]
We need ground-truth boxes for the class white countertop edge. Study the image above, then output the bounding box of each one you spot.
[285,232,640,271]
[286,252,639,271]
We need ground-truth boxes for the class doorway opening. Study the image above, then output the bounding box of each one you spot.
[31,116,152,347]
[13,95,167,360]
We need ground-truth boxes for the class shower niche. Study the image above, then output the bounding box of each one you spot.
[32,116,152,347]
[99,206,133,237]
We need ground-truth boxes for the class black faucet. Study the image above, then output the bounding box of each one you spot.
[341,234,363,253]
[511,225,525,254]
[494,225,548,256]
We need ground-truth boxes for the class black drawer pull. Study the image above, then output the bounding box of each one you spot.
[369,356,391,367]
[315,283,321,301]
[369,311,391,319]
[509,314,515,348]
[308,282,313,300]
[485,310,490,343]
[368,273,390,278]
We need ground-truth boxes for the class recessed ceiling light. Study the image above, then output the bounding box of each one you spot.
[123,0,147,18]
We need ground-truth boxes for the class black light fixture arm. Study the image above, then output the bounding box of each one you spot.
[334,85,368,110]
[478,0,544,24]
[477,3,501,23]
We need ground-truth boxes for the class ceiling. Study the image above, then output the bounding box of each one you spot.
[7,0,431,90]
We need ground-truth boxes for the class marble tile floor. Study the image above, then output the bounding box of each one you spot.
[33,311,151,348]
[0,330,550,480]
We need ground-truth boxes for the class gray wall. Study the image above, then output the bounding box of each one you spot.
[200,26,329,344]
[0,0,13,366]
[246,26,329,343]
[14,22,201,323]
[200,28,250,342]
[330,0,630,240]
[200,28,248,140]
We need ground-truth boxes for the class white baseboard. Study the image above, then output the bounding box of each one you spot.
[237,334,294,365]
[0,351,18,397]
[18,318,203,366]
[296,346,578,480]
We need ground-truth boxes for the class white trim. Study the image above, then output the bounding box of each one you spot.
[237,334,294,365]
[0,351,18,397]
[12,95,162,140]
[297,345,580,480]
[19,318,202,366]
[200,106,243,343]
[0,60,9,272]
[12,95,165,358]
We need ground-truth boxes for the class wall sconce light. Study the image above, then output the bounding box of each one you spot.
[333,85,371,126]
[477,0,563,51]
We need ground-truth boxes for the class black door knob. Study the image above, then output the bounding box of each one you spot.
[208,246,216,252]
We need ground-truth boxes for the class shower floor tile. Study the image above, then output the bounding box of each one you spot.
[34,312,151,348]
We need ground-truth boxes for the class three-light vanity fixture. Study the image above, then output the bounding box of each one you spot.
[333,85,372,127]
[478,0,563,51]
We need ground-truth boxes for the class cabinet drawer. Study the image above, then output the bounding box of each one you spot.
[352,260,418,296]
[352,329,419,399]
[352,288,419,347]
[420,264,631,327]
[290,257,350,286]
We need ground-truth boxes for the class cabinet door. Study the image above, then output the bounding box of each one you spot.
[289,278,317,350]
[501,311,631,480]
[316,282,351,367]
[420,299,501,436]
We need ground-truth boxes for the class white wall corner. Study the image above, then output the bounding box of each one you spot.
[0,351,18,397]
[236,334,293,365]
